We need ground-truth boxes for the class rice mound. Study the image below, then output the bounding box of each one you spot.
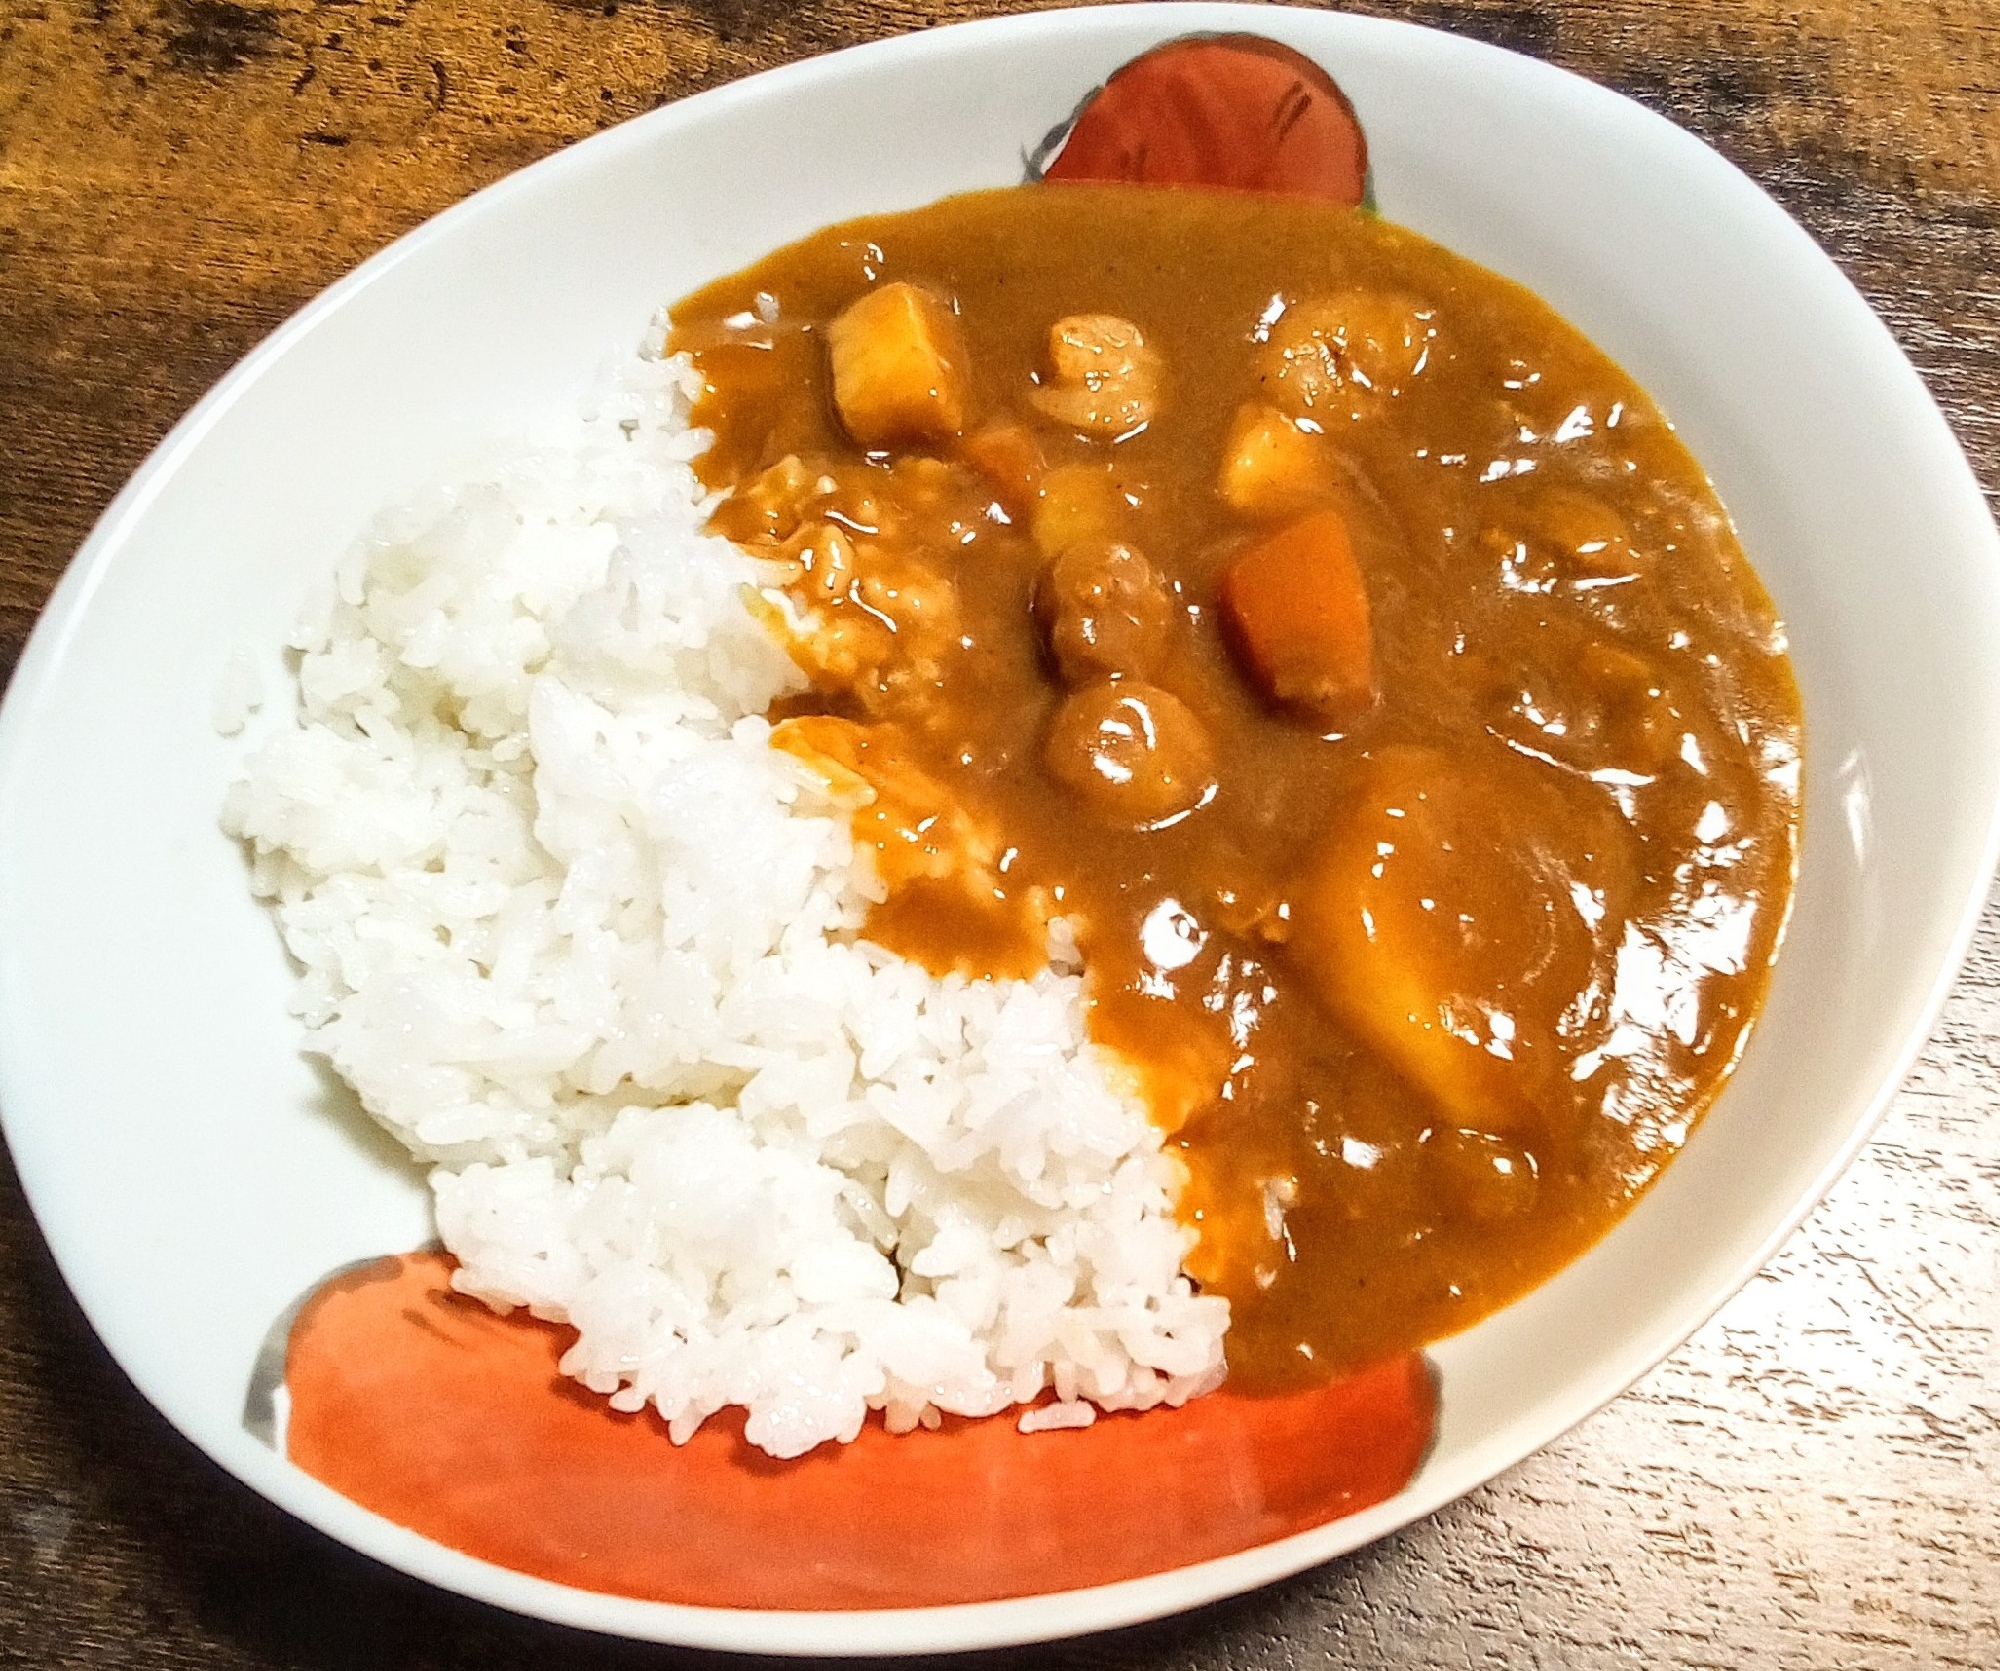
[224,343,1228,1457]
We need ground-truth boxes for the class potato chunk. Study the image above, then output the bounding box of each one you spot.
[1220,507,1373,725]
[1028,313,1164,437]
[1287,746,1613,1137]
[826,281,969,448]
[1218,401,1333,520]
[1030,460,1145,556]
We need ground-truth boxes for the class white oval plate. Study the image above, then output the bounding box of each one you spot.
[3,3,1998,1655]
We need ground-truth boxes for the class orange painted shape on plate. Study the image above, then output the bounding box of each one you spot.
[285,1252,1435,1610]
[1043,35,1369,207]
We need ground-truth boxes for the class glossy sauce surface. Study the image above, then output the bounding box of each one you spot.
[670,186,1802,1385]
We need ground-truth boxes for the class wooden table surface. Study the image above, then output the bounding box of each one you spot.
[2,0,1996,1664]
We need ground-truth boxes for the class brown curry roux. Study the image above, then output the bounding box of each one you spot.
[669,185,1802,1386]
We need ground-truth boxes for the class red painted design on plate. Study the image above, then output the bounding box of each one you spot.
[285,1253,1436,1610]
[1040,35,1369,207]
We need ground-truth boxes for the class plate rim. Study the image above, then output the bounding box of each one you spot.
[3,0,1998,1654]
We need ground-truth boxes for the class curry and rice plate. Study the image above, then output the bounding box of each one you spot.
[226,184,1800,1455]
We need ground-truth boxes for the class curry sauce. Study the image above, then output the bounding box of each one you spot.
[669,185,1802,1387]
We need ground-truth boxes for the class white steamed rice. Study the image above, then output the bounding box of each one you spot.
[223,332,1229,1458]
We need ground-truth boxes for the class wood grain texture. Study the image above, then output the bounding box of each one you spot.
[0,0,1995,1664]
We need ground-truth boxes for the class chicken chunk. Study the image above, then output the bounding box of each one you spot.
[826,281,970,449]
[1254,292,1437,425]
[1045,681,1215,827]
[1035,541,1176,684]
[1028,313,1165,437]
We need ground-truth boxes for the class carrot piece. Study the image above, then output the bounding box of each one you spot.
[1219,507,1373,724]
[954,421,1044,521]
